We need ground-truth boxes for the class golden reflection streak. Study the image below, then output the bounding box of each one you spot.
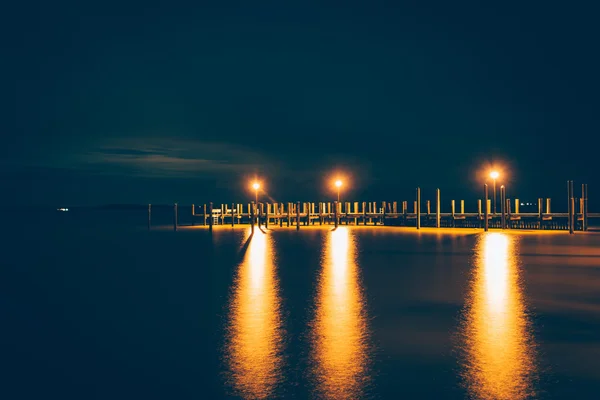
[462,232,537,400]
[311,227,370,399]
[225,231,284,399]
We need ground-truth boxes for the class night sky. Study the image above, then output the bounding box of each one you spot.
[3,1,599,208]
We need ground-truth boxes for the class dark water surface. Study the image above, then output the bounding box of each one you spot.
[3,209,600,399]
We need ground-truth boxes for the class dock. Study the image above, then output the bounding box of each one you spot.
[152,182,596,234]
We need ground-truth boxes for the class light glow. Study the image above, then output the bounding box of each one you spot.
[490,171,499,180]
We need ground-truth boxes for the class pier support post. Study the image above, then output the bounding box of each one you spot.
[208,202,214,231]
[478,200,482,223]
[382,201,387,225]
[538,198,543,229]
[363,202,367,225]
[484,184,489,232]
[232,203,235,227]
[296,201,301,230]
[451,200,455,218]
[265,203,269,228]
[501,186,506,229]
[148,204,151,231]
[436,189,441,228]
[546,198,551,214]
[568,180,575,234]
[319,202,323,225]
[334,201,339,228]
[416,187,421,230]
[583,184,589,231]
[191,204,195,226]
[426,200,431,215]
[173,203,178,232]
[250,202,254,233]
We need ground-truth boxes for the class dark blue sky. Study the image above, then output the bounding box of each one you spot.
[2,1,599,208]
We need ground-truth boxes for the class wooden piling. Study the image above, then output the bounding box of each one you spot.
[209,202,213,231]
[173,203,178,231]
[583,184,589,231]
[265,203,269,228]
[191,204,195,226]
[546,198,551,214]
[287,203,291,227]
[148,204,151,231]
[296,201,301,230]
[436,189,441,228]
[567,181,572,232]
[203,204,207,226]
[416,187,421,230]
[538,198,543,229]
[232,203,235,227]
[569,197,575,235]
[501,186,506,229]
[569,180,575,234]
[451,200,455,217]
[334,201,339,228]
[363,201,367,225]
[460,200,465,214]
[426,200,431,215]
[484,184,489,232]
[515,199,519,214]
[382,201,387,225]
[250,202,255,233]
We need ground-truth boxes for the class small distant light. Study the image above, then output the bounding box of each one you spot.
[520,203,524,206]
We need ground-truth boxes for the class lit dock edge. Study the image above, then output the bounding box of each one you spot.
[153,183,594,234]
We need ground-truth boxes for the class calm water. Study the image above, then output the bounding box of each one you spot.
[3,209,600,399]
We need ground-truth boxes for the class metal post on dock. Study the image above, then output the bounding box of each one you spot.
[501,186,506,229]
[334,201,339,228]
[436,189,441,228]
[173,203,178,231]
[148,204,151,231]
[416,187,421,230]
[506,198,511,228]
[567,181,572,232]
[265,203,269,228]
[208,202,213,232]
[568,180,575,234]
[484,184,489,232]
[250,202,254,233]
[583,184,589,231]
[538,198,543,229]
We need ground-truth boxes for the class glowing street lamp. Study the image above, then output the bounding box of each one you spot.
[490,171,499,214]
[335,179,343,203]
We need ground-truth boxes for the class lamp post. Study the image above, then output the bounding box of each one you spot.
[490,171,499,215]
[335,180,342,203]
[252,182,260,205]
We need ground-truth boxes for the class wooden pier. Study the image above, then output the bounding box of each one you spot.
[151,184,596,234]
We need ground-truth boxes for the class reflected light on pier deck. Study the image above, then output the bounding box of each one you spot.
[310,227,370,399]
[224,232,284,399]
[460,232,537,400]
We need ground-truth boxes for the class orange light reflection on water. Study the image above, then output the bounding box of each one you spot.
[311,227,370,399]
[224,232,284,399]
[461,232,537,400]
